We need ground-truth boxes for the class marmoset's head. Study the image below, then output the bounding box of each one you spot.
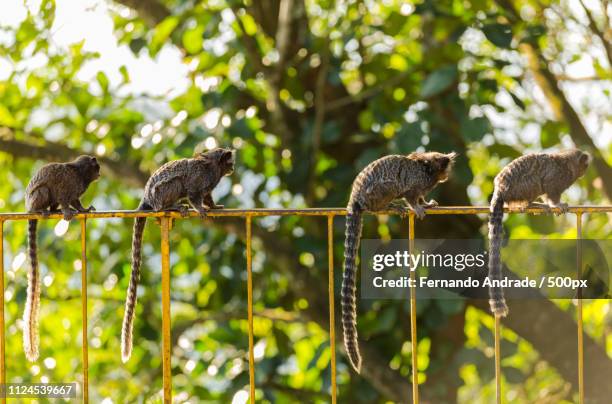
[72,155,101,183]
[557,149,591,179]
[412,151,457,183]
[197,148,235,176]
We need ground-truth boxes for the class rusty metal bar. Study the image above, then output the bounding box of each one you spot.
[408,214,419,403]
[246,215,255,402]
[0,220,5,404]
[160,217,172,404]
[80,219,89,404]
[495,316,502,404]
[0,205,609,221]
[327,215,337,404]
[576,213,584,404]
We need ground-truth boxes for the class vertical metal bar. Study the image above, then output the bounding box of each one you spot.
[495,316,501,404]
[246,215,255,403]
[576,212,584,404]
[408,214,419,403]
[80,219,89,404]
[327,215,337,404]
[160,217,172,404]
[0,221,5,404]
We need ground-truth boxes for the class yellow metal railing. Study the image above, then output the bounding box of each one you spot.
[576,213,584,404]
[80,219,89,403]
[0,221,5,403]
[0,205,610,403]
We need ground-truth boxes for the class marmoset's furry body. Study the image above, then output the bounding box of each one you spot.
[24,155,100,361]
[488,149,590,317]
[343,151,457,372]
[121,148,235,362]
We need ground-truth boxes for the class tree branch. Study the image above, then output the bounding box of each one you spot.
[274,0,295,81]
[519,43,612,199]
[306,37,330,206]
[231,7,294,144]
[325,69,414,112]
[422,307,467,402]
[113,0,170,26]
[470,299,612,401]
[578,0,612,67]
[496,0,612,200]
[557,74,609,82]
[261,381,331,401]
[0,129,149,186]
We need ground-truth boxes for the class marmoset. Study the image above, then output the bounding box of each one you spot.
[23,155,100,361]
[121,147,235,362]
[343,151,457,372]
[488,149,590,317]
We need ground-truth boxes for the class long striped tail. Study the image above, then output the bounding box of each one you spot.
[121,202,150,362]
[488,193,508,317]
[23,219,40,361]
[341,203,363,373]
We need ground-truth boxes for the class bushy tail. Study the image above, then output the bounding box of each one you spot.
[23,219,40,362]
[121,202,150,362]
[342,202,363,373]
[488,193,508,317]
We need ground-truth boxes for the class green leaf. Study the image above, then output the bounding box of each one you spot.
[369,306,397,334]
[321,121,341,143]
[385,11,407,36]
[182,25,205,54]
[41,0,56,25]
[358,109,374,131]
[420,65,457,98]
[307,341,329,369]
[437,299,465,315]
[26,74,43,94]
[509,91,525,110]
[389,54,408,71]
[527,214,556,235]
[97,71,109,93]
[119,65,130,83]
[523,24,546,44]
[488,143,522,159]
[594,59,612,79]
[392,122,423,152]
[502,366,525,384]
[240,14,258,36]
[150,16,180,56]
[482,23,513,48]
[129,38,147,54]
[460,116,491,141]
[16,18,38,51]
[540,121,563,148]
[0,104,16,126]
[171,85,203,116]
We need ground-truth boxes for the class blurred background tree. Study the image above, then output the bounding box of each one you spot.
[0,0,610,402]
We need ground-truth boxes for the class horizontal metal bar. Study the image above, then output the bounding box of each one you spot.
[0,205,610,220]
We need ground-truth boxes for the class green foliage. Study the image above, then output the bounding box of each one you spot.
[421,65,458,98]
[0,0,609,402]
[481,23,513,48]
